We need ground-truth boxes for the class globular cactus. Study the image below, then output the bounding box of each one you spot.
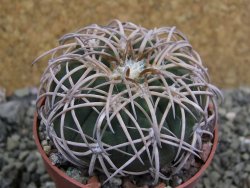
[34,20,222,184]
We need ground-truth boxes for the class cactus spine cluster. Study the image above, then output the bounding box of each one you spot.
[34,20,222,184]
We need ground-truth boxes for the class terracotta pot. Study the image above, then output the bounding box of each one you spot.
[33,111,101,188]
[33,109,218,188]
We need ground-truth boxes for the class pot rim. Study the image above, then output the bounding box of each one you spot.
[33,110,218,188]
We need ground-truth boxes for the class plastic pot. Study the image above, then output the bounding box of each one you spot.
[33,109,218,188]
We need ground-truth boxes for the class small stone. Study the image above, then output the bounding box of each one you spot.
[4,155,14,165]
[0,87,6,103]
[224,171,234,177]
[31,173,40,182]
[109,177,122,186]
[239,87,250,94]
[27,162,37,172]
[247,144,250,153]
[20,182,28,188]
[18,151,29,161]
[231,139,240,150]
[0,100,27,124]
[26,106,35,117]
[134,174,155,186]
[24,116,33,127]
[14,161,24,170]
[41,140,48,147]
[240,145,247,153]
[39,123,46,131]
[211,159,223,174]
[172,176,183,187]
[242,172,248,179]
[226,112,236,121]
[1,163,15,174]
[0,155,5,169]
[245,164,250,172]
[43,145,51,155]
[26,140,36,150]
[7,134,20,151]
[40,174,51,183]
[232,175,240,186]
[218,108,226,116]
[24,152,35,168]
[224,178,233,187]
[41,181,56,188]
[66,167,84,183]
[246,117,250,124]
[20,127,29,136]
[0,119,7,142]
[27,182,37,188]
[0,176,13,188]
[49,152,60,165]
[14,88,30,98]
[203,177,210,188]
[242,153,249,161]
[235,162,244,172]
[19,142,27,150]
[22,172,30,183]
[39,132,46,140]
[223,97,233,109]
[36,160,45,174]
[210,171,221,181]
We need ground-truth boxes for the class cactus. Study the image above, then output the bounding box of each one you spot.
[34,20,222,184]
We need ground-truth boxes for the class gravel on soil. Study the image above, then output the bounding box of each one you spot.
[0,87,249,188]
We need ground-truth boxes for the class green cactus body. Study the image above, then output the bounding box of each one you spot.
[35,20,221,184]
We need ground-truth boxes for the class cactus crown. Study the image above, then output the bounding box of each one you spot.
[35,20,222,184]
